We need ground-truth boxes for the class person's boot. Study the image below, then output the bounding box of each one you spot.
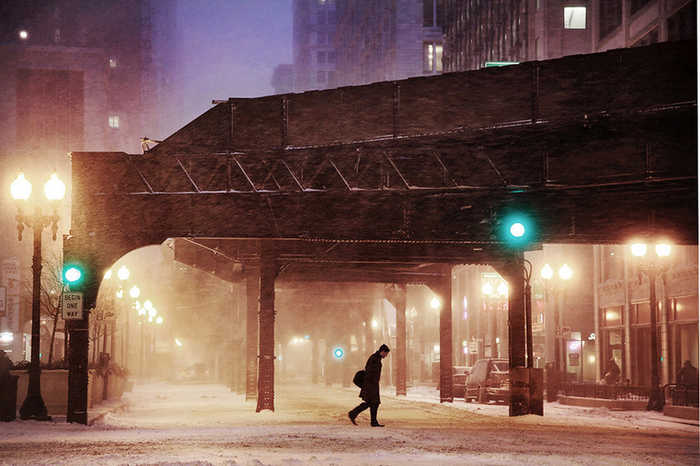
[348,411,358,425]
[370,421,385,427]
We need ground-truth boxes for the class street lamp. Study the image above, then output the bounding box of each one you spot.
[11,171,65,420]
[630,241,671,411]
[541,263,573,387]
[481,278,508,358]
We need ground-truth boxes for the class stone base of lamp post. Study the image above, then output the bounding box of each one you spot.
[19,368,51,420]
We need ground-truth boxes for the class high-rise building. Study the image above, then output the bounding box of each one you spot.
[292,0,339,91]
[443,0,696,72]
[288,0,445,92]
[0,0,180,361]
[334,0,445,87]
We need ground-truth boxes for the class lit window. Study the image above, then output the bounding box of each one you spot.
[109,56,118,68]
[108,115,120,128]
[424,43,434,72]
[564,7,586,29]
[18,29,29,40]
[424,42,443,73]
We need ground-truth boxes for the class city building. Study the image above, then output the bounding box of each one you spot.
[334,0,445,87]
[0,0,180,361]
[271,64,295,94]
[443,0,696,72]
[292,0,339,91]
[595,245,698,386]
[287,0,445,93]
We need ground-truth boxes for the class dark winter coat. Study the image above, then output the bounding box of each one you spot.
[360,350,383,405]
[0,353,11,383]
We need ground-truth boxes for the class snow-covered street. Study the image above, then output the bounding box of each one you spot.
[0,381,697,465]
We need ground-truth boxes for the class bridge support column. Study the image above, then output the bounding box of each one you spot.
[385,284,407,396]
[245,265,259,401]
[429,266,453,403]
[256,255,278,412]
[495,254,529,416]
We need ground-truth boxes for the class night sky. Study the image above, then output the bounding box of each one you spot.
[176,0,293,133]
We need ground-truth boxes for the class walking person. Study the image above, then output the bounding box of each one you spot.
[348,344,390,427]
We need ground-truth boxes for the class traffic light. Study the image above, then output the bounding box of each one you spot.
[63,264,84,288]
[497,210,536,249]
[62,243,100,310]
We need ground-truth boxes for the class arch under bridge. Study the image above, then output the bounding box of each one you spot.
[63,40,696,423]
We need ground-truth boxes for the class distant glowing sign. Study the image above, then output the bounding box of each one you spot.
[333,347,344,360]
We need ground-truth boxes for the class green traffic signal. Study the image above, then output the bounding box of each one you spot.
[499,211,535,249]
[63,264,84,286]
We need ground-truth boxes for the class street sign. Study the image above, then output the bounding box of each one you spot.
[62,292,84,320]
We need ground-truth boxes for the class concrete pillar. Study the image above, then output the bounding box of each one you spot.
[623,249,633,383]
[495,255,528,416]
[394,284,407,396]
[256,255,278,412]
[430,266,453,403]
[245,265,259,401]
[593,245,602,382]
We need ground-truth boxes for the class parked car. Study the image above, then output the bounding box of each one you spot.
[465,358,510,403]
[452,366,471,398]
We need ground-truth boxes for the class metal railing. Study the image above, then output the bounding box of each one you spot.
[668,385,699,407]
[560,382,649,401]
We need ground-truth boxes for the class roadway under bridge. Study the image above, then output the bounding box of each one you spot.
[64,40,697,423]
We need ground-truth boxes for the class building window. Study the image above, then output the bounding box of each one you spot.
[328,51,336,63]
[109,56,118,68]
[564,7,586,29]
[54,28,61,43]
[108,115,120,128]
[317,51,326,64]
[317,71,326,83]
[599,0,622,38]
[630,0,652,15]
[327,70,336,87]
[602,306,623,326]
[423,0,444,27]
[423,42,443,73]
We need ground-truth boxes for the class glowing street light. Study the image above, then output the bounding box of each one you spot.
[540,264,553,280]
[629,240,672,411]
[558,264,573,281]
[10,172,66,420]
[497,282,508,297]
[430,296,441,309]
[117,265,130,281]
[129,285,140,298]
[104,269,113,280]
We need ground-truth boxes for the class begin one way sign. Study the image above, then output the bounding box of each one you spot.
[62,292,84,320]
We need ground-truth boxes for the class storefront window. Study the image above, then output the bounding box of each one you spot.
[602,306,622,326]
[673,296,698,321]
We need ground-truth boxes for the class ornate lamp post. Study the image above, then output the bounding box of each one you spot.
[11,172,66,420]
[630,241,671,411]
[541,263,572,385]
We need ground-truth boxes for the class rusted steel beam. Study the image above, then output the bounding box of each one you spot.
[245,265,259,401]
[256,252,278,412]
